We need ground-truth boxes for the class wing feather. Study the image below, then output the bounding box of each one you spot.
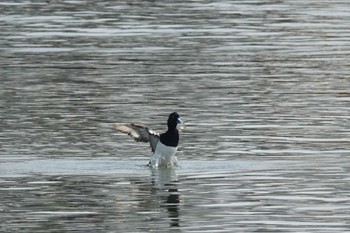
[114,123,160,152]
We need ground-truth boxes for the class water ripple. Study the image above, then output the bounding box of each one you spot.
[1,0,350,232]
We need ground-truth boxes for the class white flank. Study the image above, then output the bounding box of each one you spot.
[149,141,178,168]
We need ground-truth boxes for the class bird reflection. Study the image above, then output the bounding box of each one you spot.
[150,168,180,227]
[165,186,180,227]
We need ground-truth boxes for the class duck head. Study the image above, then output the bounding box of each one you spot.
[167,112,183,130]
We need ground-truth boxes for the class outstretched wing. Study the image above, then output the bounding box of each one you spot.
[114,123,160,152]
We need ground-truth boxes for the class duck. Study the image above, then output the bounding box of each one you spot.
[114,112,183,168]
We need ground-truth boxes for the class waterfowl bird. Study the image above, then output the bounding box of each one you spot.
[114,112,183,168]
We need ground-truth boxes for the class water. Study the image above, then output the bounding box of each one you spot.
[1,0,350,232]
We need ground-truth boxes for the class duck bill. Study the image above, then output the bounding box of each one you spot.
[177,118,184,125]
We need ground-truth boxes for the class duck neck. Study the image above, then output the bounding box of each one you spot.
[167,125,177,132]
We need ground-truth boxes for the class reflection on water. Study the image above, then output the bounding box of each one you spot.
[0,164,180,232]
[1,158,350,232]
[1,0,350,232]
[151,168,180,228]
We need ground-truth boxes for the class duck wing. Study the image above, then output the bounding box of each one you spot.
[114,123,160,152]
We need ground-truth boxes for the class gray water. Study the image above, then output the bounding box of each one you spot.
[1,0,350,232]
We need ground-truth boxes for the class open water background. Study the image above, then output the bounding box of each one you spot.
[1,0,350,232]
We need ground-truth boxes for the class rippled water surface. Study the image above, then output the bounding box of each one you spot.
[1,0,350,232]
